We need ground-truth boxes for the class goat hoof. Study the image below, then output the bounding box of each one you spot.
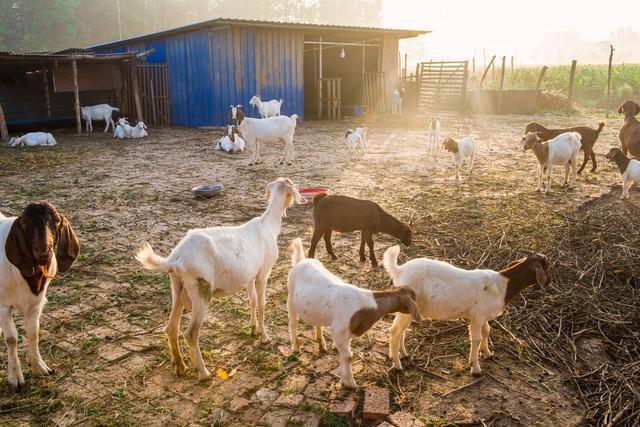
[198,369,212,381]
[8,381,23,393]
[175,362,188,376]
[470,368,483,377]
[482,351,494,360]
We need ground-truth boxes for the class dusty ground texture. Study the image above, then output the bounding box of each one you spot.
[0,112,638,426]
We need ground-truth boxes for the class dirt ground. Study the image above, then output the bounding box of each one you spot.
[0,111,636,426]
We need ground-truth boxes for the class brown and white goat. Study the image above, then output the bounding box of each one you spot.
[525,121,605,174]
[383,246,551,376]
[0,202,80,391]
[618,100,640,158]
[308,194,412,267]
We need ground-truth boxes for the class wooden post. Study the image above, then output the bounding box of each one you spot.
[0,102,9,142]
[479,55,496,89]
[42,71,51,119]
[535,65,548,105]
[606,45,615,118]
[567,59,577,112]
[472,57,475,75]
[460,60,469,112]
[498,56,506,114]
[71,60,82,134]
[404,52,407,79]
[510,56,514,72]
[131,60,143,122]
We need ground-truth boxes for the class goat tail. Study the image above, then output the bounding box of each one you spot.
[290,238,306,266]
[383,245,401,282]
[113,107,120,112]
[135,241,174,274]
[597,121,605,131]
[290,114,299,122]
[279,99,284,105]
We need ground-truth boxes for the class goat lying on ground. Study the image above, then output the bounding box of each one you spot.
[230,105,298,165]
[131,122,148,139]
[249,95,283,118]
[426,115,440,156]
[383,246,551,376]
[521,132,581,193]
[524,121,605,174]
[8,132,56,147]
[135,178,306,380]
[216,125,245,153]
[605,147,640,199]
[618,100,640,158]
[81,104,119,133]
[0,202,80,391]
[442,136,475,180]
[113,118,133,139]
[344,127,367,157]
[308,194,412,267]
[288,238,421,388]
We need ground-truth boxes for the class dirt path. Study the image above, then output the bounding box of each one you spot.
[0,112,634,426]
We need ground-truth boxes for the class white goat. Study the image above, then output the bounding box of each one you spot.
[249,95,283,118]
[391,88,405,115]
[605,147,640,199]
[131,121,148,139]
[287,238,420,388]
[521,131,581,194]
[442,136,476,180]
[383,246,551,376]
[81,104,119,133]
[0,202,79,391]
[426,115,440,156]
[344,127,367,157]
[216,125,245,153]
[113,118,133,139]
[230,105,298,165]
[134,178,307,381]
[8,132,56,148]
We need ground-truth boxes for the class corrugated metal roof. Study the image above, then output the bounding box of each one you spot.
[88,17,429,49]
[0,49,137,60]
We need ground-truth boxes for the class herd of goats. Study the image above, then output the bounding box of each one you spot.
[1,97,639,393]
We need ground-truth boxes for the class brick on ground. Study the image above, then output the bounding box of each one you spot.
[331,397,357,418]
[363,386,390,420]
[388,411,423,427]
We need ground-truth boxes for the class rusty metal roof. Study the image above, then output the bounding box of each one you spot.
[0,49,138,62]
[89,17,429,49]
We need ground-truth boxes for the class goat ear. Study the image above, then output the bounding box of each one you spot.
[5,219,35,278]
[408,297,423,322]
[286,180,307,205]
[56,215,80,273]
[534,264,549,288]
[505,258,523,269]
[633,101,640,116]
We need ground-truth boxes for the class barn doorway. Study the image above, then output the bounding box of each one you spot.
[303,36,382,119]
[120,63,170,125]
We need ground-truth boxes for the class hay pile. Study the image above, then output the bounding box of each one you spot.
[538,90,579,113]
[403,191,640,425]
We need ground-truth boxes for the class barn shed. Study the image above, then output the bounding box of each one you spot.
[90,18,427,127]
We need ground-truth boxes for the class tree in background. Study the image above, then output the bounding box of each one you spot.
[0,0,383,52]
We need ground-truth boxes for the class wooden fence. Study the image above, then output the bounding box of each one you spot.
[121,63,169,125]
[416,60,468,111]
[363,72,386,113]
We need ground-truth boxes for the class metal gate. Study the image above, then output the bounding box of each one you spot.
[121,63,170,125]
[417,60,468,111]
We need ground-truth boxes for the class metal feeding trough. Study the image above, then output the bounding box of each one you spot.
[192,183,224,199]
[298,187,329,199]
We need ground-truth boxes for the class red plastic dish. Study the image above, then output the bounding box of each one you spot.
[298,187,329,197]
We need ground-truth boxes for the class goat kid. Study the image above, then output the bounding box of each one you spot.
[113,118,133,139]
[288,238,421,388]
[81,104,119,133]
[426,115,440,156]
[521,132,581,194]
[8,132,56,148]
[605,147,640,199]
[216,125,245,153]
[134,178,306,381]
[308,194,412,267]
[344,127,367,157]
[0,202,80,391]
[131,122,148,139]
[618,100,640,158]
[391,88,405,115]
[442,136,475,180]
[383,246,551,376]
[249,95,283,118]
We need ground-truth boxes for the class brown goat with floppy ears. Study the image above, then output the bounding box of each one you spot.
[308,193,412,267]
[524,121,605,174]
[618,100,640,158]
[1,202,80,391]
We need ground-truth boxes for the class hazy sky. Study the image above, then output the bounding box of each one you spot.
[383,0,640,64]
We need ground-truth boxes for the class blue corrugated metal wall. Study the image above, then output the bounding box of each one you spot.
[95,26,304,127]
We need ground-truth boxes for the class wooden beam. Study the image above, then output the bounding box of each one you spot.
[0,102,9,142]
[534,65,548,106]
[479,55,496,89]
[71,60,82,134]
[42,71,51,119]
[567,59,577,112]
[606,45,615,118]
[460,60,469,111]
[131,60,143,122]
